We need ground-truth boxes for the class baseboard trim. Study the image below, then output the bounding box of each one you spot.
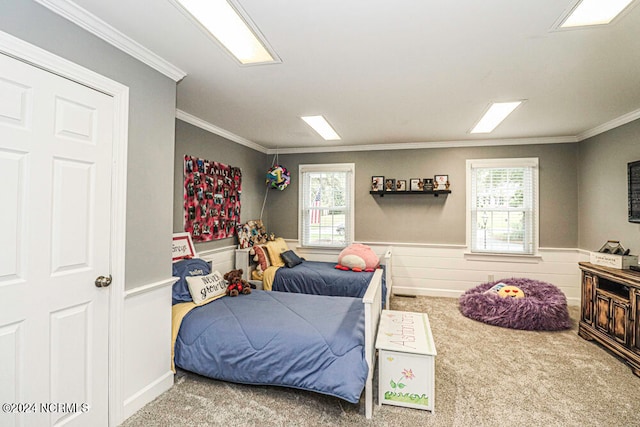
[391,287,581,306]
[123,370,174,420]
[392,286,464,299]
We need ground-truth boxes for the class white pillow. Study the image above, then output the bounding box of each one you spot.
[186,271,226,305]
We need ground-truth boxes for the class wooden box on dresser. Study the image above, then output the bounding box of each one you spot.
[578,262,640,376]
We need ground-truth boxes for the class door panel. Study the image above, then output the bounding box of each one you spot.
[51,159,93,274]
[595,293,610,334]
[582,272,595,324]
[54,96,97,144]
[0,76,31,128]
[0,150,26,284]
[0,52,113,427]
[0,321,23,427]
[612,300,628,345]
[50,303,91,426]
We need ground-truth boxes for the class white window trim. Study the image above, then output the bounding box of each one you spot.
[298,163,355,248]
[465,157,539,257]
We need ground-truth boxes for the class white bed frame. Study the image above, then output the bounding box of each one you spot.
[362,266,383,419]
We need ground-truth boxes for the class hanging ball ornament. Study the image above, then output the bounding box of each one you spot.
[266,165,290,190]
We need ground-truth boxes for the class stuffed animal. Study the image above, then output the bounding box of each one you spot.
[224,269,251,297]
[335,243,379,272]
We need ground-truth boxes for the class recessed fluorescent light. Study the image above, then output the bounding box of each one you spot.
[175,0,278,65]
[560,0,635,27]
[301,116,341,140]
[470,101,523,134]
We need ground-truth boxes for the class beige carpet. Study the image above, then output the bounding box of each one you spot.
[121,296,640,426]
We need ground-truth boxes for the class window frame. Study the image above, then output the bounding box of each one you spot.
[298,163,355,248]
[465,157,539,256]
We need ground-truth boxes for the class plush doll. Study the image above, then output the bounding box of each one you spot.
[224,269,252,297]
[335,243,379,272]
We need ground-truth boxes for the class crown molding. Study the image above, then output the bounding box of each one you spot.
[178,109,640,154]
[576,108,640,141]
[267,136,578,155]
[34,0,186,82]
[176,110,269,154]
[174,110,578,154]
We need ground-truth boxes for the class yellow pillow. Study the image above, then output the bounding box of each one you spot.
[264,238,289,267]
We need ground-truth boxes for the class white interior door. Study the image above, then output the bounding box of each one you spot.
[0,52,113,427]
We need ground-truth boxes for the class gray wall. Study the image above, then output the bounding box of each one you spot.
[578,119,640,252]
[1,1,178,290]
[174,120,269,253]
[266,143,579,248]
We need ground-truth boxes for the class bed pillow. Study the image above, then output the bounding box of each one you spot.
[265,238,289,267]
[186,271,226,305]
[252,245,271,271]
[281,250,304,268]
[172,258,211,304]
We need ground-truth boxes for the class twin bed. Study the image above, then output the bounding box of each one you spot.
[235,243,393,309]
[172,244,393,419]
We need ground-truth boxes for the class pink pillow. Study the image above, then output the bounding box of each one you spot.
[337,243,379,271]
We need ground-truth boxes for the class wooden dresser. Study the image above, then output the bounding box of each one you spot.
[578,262,640,376]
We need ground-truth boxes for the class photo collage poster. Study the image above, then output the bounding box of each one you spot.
[184,155,242,242]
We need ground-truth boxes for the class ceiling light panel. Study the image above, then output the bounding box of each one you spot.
[560,0,635,27]
[174,0,279,65]
[301,116,341,141]
[470,101,524,134]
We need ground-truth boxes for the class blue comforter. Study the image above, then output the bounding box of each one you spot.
[272,261,386,304]
[174,290,368,403]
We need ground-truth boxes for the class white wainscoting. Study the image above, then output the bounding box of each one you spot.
[117,246,239,423]
[122,278,175,420]
[290,240,586,306]
[388,244,587,305]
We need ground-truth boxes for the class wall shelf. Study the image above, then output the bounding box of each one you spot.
[370,190,451,197]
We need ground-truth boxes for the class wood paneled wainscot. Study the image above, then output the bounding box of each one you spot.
[578,262,640,376]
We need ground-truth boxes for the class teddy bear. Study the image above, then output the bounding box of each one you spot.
[224,269,251,297]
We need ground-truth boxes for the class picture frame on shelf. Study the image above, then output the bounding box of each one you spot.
[372,176,384,192]
[434,174,449,190]
[410,178,424,191]
[423,178,434,191]
[385,178,396,191]
[396,180,407,191]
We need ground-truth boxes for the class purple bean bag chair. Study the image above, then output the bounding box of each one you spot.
[459,278,571,331]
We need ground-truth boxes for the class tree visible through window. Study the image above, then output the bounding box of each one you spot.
[300,164,354,247]
[467,158,538,255]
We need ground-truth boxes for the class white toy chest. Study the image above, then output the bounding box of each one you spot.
[375,310,437,411]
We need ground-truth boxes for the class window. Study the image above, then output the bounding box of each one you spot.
[299,163,354,248]
[466,158,538,255]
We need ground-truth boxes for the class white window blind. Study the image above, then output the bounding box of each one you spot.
[299,163,354,248]
[467,158,538,255]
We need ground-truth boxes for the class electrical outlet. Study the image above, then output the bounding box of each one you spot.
[488,274,494,282]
